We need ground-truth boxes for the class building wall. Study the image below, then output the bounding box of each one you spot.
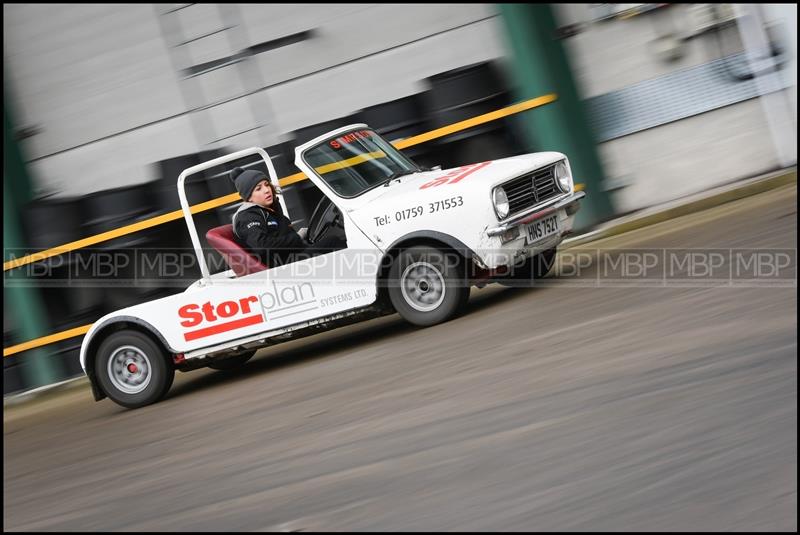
[3,4,795,210]
[554,3,791,213]
[3,4,507,198]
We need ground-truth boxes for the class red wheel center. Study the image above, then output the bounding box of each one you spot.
[127,363,138,373]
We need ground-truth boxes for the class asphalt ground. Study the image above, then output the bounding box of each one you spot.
[3,184,797,531]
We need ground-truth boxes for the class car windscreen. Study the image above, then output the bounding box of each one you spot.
[301,128,420,198]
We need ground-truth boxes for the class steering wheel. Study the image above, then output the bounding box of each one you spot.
[306,196,345,244]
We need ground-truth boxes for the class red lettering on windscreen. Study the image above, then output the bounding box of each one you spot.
[330,130,373,149]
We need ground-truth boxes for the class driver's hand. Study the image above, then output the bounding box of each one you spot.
[297,227,308,239]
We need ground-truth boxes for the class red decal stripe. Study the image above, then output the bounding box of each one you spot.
[183,314,264,341]
[447,161,491,184]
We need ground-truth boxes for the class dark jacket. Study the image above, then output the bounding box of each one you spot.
[232,203,307,267]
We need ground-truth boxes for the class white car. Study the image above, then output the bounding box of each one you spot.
[80,124,586,408]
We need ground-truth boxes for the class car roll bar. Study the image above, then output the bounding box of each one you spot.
[177,147,287,281]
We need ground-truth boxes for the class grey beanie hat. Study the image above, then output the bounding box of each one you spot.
[230,167,268,201]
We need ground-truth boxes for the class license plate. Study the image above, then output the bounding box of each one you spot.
[525,214,560,244]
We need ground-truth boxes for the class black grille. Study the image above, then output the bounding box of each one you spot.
[502,164,561,216]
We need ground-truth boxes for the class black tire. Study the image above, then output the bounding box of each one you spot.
[95,330,174,409]
[388,246,470,327]
[496,248,557,288]
[208,350,256,371]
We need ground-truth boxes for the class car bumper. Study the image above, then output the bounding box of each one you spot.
[478,191,585,269]
[486,191,585,238]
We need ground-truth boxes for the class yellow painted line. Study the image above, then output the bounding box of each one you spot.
[5,94,558,273]
[4,324,92,357]
[315,151,388,175]
[4,94,561,357]
[279,171,308,187]
[393,93,557,150]
[3,193,242,271]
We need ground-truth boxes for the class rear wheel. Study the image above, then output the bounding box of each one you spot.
[208,350,256,371]
[95,330,174,409]
[388,246,469,327]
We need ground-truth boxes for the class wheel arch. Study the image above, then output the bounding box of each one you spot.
[376,231,478,302]
[83,316,177,401]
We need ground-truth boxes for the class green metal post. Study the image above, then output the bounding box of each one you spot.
[498,3,615,229]
[4,87,61,388]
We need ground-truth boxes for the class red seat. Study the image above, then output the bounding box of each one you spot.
[206,224,268,277]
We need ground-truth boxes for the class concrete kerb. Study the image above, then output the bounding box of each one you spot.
[3,166,796,410]
[563,167,797,249]
[4,375,90,409]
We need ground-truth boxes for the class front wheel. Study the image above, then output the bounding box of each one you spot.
[95,330,174,409]
[388,246,470,327]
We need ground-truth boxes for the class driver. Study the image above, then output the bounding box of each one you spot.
[230,167,344,267]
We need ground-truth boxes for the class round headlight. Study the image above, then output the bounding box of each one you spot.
[493,187,509,219]
[554,161,571,193]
